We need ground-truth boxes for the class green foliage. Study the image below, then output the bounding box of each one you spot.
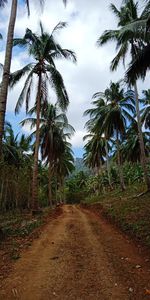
[65,171,89,204]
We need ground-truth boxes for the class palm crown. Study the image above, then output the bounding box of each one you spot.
[10,22,76,113]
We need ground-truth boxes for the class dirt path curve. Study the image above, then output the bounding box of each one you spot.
[0,205,150,300]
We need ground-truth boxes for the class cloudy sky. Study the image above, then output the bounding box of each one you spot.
[0,0,149,157]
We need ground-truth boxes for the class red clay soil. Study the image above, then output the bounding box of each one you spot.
[0,205,150,300]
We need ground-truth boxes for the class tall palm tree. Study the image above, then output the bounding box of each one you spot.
[97,0,150,190]
[0,0,43,157]
[40,104,74,207]
[10,23,76,210]
[21,103,74,207]
[0,0,68,158]
[84,94,114,189]
[83,133,105,174]
[55,141,74,203]
[85,82,135,191]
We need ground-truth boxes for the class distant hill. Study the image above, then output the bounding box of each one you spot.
[74,158,91,174]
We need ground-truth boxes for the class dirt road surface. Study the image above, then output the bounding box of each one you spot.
[0,205,150,300]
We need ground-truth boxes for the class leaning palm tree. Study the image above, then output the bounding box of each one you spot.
[0,0,68,158]
[97,0,150,190]
[10,23,76,210]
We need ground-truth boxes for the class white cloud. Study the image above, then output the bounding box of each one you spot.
[71,130,86,148]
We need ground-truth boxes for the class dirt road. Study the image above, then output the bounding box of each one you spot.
[0,205,150,300]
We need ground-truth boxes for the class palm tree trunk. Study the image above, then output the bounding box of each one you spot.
[105,139,113,190]
[48,163,53,209]
[0,0,18,158]
[116,131,125,191]
[61,177,65,204]
[32,73,42,210]
[134,83,150,190]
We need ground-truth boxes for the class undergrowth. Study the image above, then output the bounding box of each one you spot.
[82,184,150,247]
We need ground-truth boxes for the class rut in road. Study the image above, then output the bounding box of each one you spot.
[0,205,150,300]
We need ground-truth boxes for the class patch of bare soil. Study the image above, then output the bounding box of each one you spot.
[0,205,150,299]
[0,207,62,281]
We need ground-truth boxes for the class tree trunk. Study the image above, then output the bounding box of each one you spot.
[105,139,113,190]
[32,73,42,210]
[15,172,19,209]
[116,131,125,191]
[48,163,53,209]
[61,177,65,204]
[134,83,150,190]
[0,0,18,158]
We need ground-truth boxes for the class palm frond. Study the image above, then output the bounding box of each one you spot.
[51,49,77,63]
[51,22,67,35]
[13,38,28,48]
[15,70,34,114]
[110,3,121,20]
[9,63,33,88]
[110,42,128,71]
[47,65,69,111]
[97,30,119,46]
[126,44,150,84]
[20,117,37,128]
[25,0,30,15]
[0,0,7,7]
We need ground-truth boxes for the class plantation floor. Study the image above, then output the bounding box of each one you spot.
[0,205,150,300]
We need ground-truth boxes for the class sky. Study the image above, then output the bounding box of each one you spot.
[0,0,149,158]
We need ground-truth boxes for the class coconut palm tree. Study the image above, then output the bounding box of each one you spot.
[0,0,68,158]
[40,104,74,207]
[84,82,135,191]
[55,141,74,203]
[97,0,150,190]
[99,82,135,191]
[1,122,33,210]
[0,0,44,157]
[83,133,105,173]
[10,23,76,210]
[21,103,75,207]
[120,120,150,163]
[125,1,150,82]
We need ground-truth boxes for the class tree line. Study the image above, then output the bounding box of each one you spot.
[0,0,76,211]
[83,0,150,195]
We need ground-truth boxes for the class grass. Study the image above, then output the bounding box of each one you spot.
[0,207,58,260]
[82,184,150,247]
[0,206,62,281]
[0,211,44,239]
